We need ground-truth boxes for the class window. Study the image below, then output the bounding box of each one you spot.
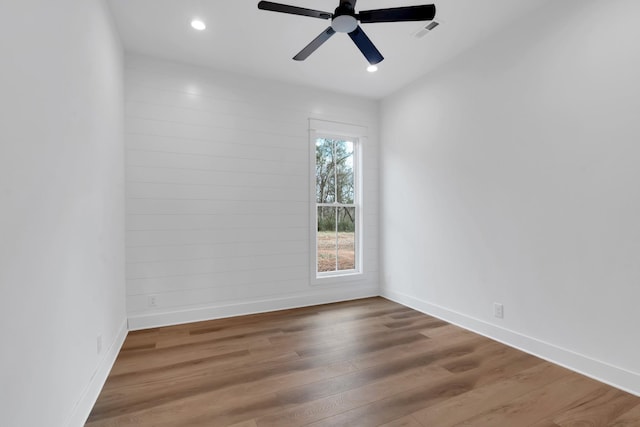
[313,134,360,277]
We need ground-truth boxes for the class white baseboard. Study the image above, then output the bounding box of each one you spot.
[382,289,640,397]
[66,320,128,427]
[128,287,380,330]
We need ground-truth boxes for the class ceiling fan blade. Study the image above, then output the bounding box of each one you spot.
[348,26,384,65]
[258,1,332,20]
[357,5,436,23]
[293,27,336,61]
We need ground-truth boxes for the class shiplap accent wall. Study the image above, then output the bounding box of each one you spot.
[125,55,380,329]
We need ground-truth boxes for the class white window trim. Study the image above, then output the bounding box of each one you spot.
[309,119,366,286]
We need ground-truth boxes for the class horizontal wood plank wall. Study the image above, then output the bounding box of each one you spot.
[124,55,380,329]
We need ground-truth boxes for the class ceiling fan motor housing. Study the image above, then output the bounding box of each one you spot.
[332,15,357,33]
[332,0,358,33]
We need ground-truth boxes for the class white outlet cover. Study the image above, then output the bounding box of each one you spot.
[494,303,504,319]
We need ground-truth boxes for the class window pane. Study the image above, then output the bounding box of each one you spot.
[337,207,356,270]
[335,140,354,204]
[316,138,335,203]
[317,206,337,272]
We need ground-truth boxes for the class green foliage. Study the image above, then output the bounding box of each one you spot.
[317,207,355,232]
[338,220,355,232]
[317,217,355,232]
[317,215,336,232]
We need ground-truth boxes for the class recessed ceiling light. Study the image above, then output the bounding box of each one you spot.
[191,19,206,31]
[367,65,378,73]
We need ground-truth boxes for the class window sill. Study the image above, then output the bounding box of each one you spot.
[311,271,365,286]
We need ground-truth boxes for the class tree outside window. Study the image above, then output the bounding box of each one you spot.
[315,137,358,274]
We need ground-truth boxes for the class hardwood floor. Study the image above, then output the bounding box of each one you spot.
[86,297,640,426]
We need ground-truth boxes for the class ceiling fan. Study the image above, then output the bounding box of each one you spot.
[257,0,436,65]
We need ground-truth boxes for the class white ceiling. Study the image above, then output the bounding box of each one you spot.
[107,0,546,99]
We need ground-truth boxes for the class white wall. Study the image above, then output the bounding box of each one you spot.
[124,55,380,329]
[381,0,640,394]
[0,1,126,426]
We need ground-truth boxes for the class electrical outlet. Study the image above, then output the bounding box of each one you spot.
[494,303,504,319]
[148,295,158,307]
[97,335,103,355]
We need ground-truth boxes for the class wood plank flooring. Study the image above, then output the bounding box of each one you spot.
[86,297,640,426]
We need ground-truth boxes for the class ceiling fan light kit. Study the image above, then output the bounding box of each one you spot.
[258,0,436,65]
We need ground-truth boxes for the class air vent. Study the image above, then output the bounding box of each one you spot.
[413,20,440,38]
[425,21,440,31]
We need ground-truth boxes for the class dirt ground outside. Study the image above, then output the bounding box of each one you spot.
[317,231,355,272]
